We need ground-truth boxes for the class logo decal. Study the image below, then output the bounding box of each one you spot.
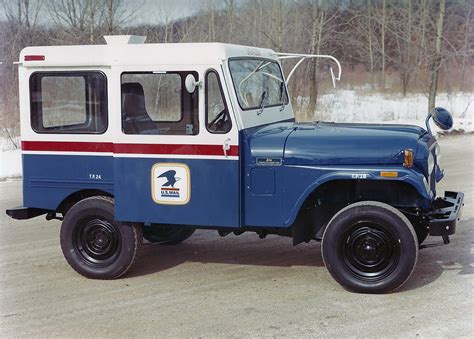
[151,163,190,205]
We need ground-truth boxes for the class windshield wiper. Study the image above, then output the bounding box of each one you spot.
[257,91,268,115]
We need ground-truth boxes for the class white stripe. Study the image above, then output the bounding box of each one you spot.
[22,150,238,160]
[22,151,113,157]
[115,154,239,160]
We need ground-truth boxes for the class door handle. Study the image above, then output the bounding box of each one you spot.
[223,138,231,158]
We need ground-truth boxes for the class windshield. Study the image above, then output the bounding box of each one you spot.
[229,58,288,111]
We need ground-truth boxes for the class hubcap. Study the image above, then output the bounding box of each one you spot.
[74,218,121,266]
[341,223,399,281]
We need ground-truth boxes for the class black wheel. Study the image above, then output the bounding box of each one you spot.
[60,196,142,279]
[321,201,418,294]
[143,225,195,245]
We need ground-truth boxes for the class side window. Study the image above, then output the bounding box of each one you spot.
[121,72,199,135]
[30,72,107,134]
[206,71,231,134]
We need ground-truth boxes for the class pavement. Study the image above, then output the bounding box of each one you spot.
[1,135,473,337]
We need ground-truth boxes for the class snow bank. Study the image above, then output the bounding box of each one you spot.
[0,135,21,179]
[0,149,21,179]
[313,91,474,135]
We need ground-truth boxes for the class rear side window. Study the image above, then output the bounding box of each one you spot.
[30,72,107,134]
[121,71,199,135]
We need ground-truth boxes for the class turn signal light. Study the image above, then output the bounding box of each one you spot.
[380,171,398,178]
[403,149,414,168]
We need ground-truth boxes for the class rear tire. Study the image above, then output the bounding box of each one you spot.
[321,201,418,294]
[60,196,142,279]
[143,225,195,245]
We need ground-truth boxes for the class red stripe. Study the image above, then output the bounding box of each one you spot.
[113,143,239,156]
[21,141,239,157]
[22,141,113,152]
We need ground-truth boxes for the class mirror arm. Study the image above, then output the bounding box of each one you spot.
[276,53,342,87]
[330,67,336,89]
[425,114,433,136]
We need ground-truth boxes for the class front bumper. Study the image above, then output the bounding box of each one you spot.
[428,191,464,236]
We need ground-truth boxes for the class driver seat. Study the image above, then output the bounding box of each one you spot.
[121,82,155,134]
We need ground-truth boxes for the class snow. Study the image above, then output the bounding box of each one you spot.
[1,92,472,179]
[0,149,21,179]
[313,90,474,135]
[0,135,21,180]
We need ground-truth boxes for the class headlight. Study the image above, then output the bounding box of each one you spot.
[428,152,435,174]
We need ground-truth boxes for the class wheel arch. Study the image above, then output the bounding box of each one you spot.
[287,171,430,227]
[290,175,430,245]
[56,189,114,216]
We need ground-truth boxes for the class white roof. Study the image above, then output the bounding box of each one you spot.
[19,38,277,68]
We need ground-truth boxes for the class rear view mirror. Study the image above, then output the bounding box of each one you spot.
[185,74,198,93]
[431,107,453,130]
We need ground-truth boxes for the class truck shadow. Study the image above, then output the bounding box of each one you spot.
[400,225,474,292]
[399,219,474,292]
[126,224,474,294]
[126,231,324,278]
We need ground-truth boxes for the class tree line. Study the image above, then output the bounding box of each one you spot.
[1,0,473,135]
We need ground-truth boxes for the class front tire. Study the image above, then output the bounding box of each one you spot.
[321,201,418,294]
[60,196,142,279]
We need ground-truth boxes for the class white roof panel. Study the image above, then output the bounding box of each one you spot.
[19,42,277,68]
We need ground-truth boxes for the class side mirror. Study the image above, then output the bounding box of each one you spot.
[431,107,453,130]
[185,74,199,94]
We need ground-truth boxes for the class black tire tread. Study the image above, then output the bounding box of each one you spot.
[61,195,142,279]
[321,200,418,293]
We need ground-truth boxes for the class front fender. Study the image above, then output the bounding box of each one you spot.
[284,166,431,227]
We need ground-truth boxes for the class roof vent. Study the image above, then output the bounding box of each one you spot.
[103,35,146,45]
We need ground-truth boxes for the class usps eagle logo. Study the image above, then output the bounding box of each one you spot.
[157,170,181,198]
[151,164,190,205]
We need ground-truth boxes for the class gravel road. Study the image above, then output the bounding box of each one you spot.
[1,135,473,337]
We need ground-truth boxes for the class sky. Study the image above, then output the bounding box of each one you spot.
[0,0,203,25]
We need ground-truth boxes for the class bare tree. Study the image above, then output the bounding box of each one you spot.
[381,0,386,90]
[47,0,100,43]
[2,0,43,31]
[102,0,140,35]
[428,0,446,112]
[460,1,473,90]
[1,0,44,138]
[226,0,235,42]
[153,1,180,43]
[308,1,324,118]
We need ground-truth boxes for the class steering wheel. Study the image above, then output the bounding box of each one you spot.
[208,109,229,132]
